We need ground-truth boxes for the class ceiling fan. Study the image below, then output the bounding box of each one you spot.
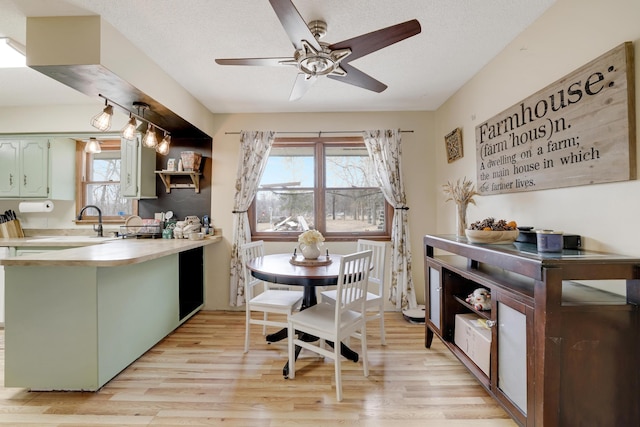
[215,0,421,101]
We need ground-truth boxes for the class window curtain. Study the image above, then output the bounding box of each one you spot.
[363,129,417,311]
[229,131,275,306]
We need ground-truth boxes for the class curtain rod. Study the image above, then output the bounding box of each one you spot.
[224,129,414,136]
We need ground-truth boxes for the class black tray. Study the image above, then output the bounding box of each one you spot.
[516,229,581,249]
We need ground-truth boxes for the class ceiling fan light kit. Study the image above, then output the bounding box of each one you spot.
[290,37,351,77]
[215,0,421,100]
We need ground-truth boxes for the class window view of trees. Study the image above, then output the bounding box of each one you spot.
[78,141,133,219]
[87,151,131,216]
[325,146,385,233]
[255,145,314,231]
[252,139,388,239]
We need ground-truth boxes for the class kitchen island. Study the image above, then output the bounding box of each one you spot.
[0,235,221,391]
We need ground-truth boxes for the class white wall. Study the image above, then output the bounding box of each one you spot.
[434,0,640,257]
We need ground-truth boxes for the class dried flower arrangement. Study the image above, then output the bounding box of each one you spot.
[442,176,479,206]
[442,177,479,236]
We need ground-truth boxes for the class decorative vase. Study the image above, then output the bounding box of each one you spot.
[298,242,321,260]
[456,201,468,238]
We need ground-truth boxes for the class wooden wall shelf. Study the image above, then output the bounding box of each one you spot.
[155,171,201,193]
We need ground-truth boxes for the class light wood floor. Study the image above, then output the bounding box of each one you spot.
[0,311,516,426]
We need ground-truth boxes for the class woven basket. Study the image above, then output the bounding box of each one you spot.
[180,151,202,171]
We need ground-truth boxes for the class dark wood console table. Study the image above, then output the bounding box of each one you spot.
[424,234,639,427]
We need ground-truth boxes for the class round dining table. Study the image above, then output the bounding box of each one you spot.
[246,252,343,308]
[246,253,359,376]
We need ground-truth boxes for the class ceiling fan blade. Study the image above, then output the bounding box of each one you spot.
[215,57,293,66]
[269,0,322,51]
[327,63,387,93]
[328,19,421,63]
[289,73,318,101]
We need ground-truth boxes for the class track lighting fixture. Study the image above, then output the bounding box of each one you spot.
[142,125,158,148]
[137,120,149,134]
[90,99,114,131]
[156,133,171,155]
[132,101,149,136]
[90,95,172,155]
[121,114,137,140]
[84,137,102,154]
[144,126,157,148]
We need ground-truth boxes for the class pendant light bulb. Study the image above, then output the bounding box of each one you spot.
[121,115,137,140]
[142,125,158,148]
[90,101,113,131]
[136,120,148,135]
[156,133,171,155]
[84,137,102,153]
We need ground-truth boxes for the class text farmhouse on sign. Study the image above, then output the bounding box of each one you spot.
[475,42,636,195]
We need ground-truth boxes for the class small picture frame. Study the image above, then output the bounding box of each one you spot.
[445,128,463,163]
[166,158,176,171]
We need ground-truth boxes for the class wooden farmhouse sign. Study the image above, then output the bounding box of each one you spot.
[475,42,636,195]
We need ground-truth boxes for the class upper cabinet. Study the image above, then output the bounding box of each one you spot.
[120,136,156,199]
[19,140,49,197]
[0,138,74,200]
[0,139,48,198]
[0,140,24,197]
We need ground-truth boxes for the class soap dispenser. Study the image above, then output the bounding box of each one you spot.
[203,215,210,235]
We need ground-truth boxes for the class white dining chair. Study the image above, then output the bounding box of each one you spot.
[287,250,372,401]
[321,239,387,345]
[240,240,303,353]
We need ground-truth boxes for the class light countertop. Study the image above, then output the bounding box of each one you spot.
[0,234,222,267]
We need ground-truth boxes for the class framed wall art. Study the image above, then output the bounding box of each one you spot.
[445,128,463,163]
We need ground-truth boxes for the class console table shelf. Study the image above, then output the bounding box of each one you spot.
[424,234,640,427]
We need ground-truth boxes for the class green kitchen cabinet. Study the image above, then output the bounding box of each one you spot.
[120,136,156,199]
[0,139,48,198]
[0,137,75,200]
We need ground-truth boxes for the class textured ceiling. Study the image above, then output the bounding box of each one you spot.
[0,0,556,114]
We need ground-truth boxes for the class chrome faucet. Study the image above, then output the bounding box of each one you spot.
[77,205,103,237]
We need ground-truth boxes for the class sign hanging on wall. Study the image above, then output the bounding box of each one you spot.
[475,42,636,195]
[445,128,464,163]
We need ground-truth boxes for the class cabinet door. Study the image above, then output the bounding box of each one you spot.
[20,140,49,197]
[120,137,156,199]
[120,137,139,197]
[0,141,20,197]
[497,300,528,415]
[427,266,442,331]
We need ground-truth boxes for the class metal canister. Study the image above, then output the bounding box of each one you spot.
[536,230,563,252]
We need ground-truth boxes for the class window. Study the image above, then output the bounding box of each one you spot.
[75,138,136,222]
[250,137,391,241]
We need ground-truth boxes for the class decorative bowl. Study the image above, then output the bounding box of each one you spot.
[188,232,204,241]
[465,229,519,244]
